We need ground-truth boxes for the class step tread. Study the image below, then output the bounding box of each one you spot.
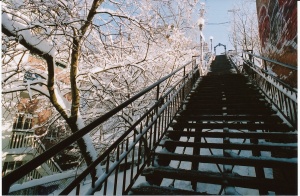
[160,140,297,151]
[154,152,297,167]
[141,167,295,192]
[166,130,297,141]
[170,122,291,131]
[130,183,208,195]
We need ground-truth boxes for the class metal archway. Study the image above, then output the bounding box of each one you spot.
[214,43,226,54]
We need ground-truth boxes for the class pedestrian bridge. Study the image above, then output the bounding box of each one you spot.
[3,53,297,195]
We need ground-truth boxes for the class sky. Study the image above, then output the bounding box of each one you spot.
[198,0,256,54]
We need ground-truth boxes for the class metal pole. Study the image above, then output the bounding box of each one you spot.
[200,32,202,68]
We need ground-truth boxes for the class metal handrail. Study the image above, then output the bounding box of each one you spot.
[244,51,297,70]
[244,59,297,92]
[2,58,199,195]
[241,56,297,129]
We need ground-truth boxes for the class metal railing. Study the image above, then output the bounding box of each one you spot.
[3,57,200,195]
[8,130,34,149]
[238,51,297,129]
[4,130,62,187]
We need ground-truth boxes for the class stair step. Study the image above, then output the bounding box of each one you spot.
[185,100,271,108]
[187,95,265,100]
[130,56,297,195]
[179,108,276,115]
[170,122,290,131]
[175,114,282,122]
[130,184,208,195]
[160,140,297,154]
[184,98,268,104]
[165,130,297,142]
[154,152,297,168]
[141,167,295,193]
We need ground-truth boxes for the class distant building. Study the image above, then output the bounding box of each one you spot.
[2,54,73,188]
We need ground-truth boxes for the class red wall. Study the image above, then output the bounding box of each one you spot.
[256,0,297,87]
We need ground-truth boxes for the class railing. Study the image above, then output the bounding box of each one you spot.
[8,130,34,149]
[35,139,63,174]
[196,52,215,76]
[237,51,297,129]
[8,171,76,195]
[3,57,200,195]
[4,130,62,188]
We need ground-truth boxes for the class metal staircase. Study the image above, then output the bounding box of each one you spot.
[129,55,297,195]
[3,54,297,195]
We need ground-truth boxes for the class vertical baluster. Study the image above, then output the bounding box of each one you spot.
[137,139,141,172]
[9,132,15,149]
[162,108,165,133]
[148,118,153,166]
[284,96,290,118]
[133,128,136,142]
[130,141,135,180]
[16,134,21,149]
[140,122,143,134]
[148,113,153,160]
[76,184,80,195]
[158,112,162,139]
[104,154,110,195]
[182,66,186,99]
[287,99,294,124]
[113,145,120,195]
[20,133,25,148]
[278,91,284,113]
[291,101,297,127]
[122,138,129,193]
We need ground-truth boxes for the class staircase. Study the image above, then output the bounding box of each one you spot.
[130,55,297,195]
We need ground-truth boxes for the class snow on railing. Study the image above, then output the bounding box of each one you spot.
[2,57,200,195]
[8,171,77,195]
[240,52,297,129]
[194,52,214,76]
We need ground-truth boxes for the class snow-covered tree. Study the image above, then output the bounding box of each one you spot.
[228,0,261,53]
[2,0,200,179]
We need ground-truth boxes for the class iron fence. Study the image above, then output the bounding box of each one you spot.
[3,57,200,195]
[240,52,297,129]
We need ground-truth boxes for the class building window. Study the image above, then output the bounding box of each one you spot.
[13,113,33,130]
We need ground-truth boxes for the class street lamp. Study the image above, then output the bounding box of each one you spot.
[198,17,205,65]
[209,36,213,53]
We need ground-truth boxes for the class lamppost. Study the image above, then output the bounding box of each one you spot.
[209,36,213,53]
[198,17,204,65]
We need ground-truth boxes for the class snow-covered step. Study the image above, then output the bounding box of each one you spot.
[129,55,297,195]
[154,152,297,168]
[170,122,290,131]
[174,114,282,122]
[159,140,297,154]
[129,182,208,195]
[165,130,297,142]
[139,166,294,193]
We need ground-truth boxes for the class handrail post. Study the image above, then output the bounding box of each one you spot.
[151,85,160,166]
[263,59,267,71]
[192,56,196,85]
[182,66,186,100]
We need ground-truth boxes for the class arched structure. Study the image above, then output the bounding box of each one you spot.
[214,43,226,54]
